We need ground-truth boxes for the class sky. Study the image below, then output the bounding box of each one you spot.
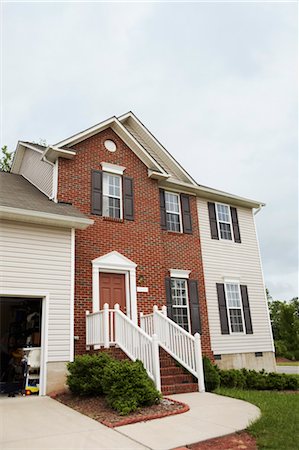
[1,1,298,300]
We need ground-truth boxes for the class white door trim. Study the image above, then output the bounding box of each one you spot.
[92,251,137,324]
[0,289,49,396]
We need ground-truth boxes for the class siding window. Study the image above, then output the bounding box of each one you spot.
[165,192,182,232]
[103,173,122,219]
[225,283,245,333]
[216,203,233,240]
[171,278,191,331]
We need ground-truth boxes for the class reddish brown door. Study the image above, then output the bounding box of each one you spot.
[99,273,126,311]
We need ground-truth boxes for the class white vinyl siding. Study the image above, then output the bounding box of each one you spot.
[0,220,72,362]
[19,148,53,197]
[197,198,274,354]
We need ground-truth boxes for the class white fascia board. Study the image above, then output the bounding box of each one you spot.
[160,178,264,209]
[148,169,169,180]
[19,142,44,154]
[118,111,197,186]
[0,206,94,230]
[42,146,76,163]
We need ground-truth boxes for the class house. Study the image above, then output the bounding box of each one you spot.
[0,111,275,395]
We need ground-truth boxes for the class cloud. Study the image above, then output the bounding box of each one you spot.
[2,1,297,299]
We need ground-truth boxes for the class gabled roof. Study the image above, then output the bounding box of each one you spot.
[0,172,93,229]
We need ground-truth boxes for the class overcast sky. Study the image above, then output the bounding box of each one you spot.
[1,1,298,300]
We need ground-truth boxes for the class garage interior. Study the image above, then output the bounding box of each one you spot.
[0,297,42,396]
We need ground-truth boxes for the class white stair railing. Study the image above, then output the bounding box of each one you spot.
[86,304,161,391]
[151,305,205,392]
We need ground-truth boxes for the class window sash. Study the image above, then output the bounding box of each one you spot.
[103,172,122,219]
[165,192,182,232]
[216,203,233,240]
[171,278,191,331]
[224,282,245,334]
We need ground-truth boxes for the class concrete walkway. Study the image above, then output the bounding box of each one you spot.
[276,365,299,375]
[115,393,260,450]
[0,393,260,450]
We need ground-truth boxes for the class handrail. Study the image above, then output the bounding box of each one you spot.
[152,306,205,392]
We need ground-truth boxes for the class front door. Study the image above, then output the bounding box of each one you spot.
[99,273,126,312]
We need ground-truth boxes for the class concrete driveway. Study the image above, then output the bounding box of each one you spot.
[276,365,299,375]
[0,396,148,449]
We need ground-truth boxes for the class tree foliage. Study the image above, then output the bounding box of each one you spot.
[0,145,13,172]
[268,295,299,360]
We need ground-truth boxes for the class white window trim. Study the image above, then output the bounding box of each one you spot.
[224,281,246,335]
[215,202,233,241]
[0,289,49,396]
[101,162,126,175]
[92,251,137,324]
[169,269,191,279]
[165,191,183,233]
[102,172,123,220]
[171,278,191,333]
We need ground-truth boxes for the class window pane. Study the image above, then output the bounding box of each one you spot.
[166,213,180,232]
[171,279,188,307]
[216,204,230,222]
[165,192,180,213]
[229,309,244,333]
[219,222,232,240]
[226,284,241,308]
[103,195,120,218]
[103,173,121,198]
[172,307,189,331]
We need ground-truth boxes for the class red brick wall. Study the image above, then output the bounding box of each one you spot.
[57,128,212,358]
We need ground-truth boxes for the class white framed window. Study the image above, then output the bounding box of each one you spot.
[102,172,122,219]
[171,278,191,331]
[216,203,233,240]
[165,192,182,232]
[224,282,245,333]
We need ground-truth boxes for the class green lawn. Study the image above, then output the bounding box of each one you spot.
[276,361,299,366]
[216,388,299,450]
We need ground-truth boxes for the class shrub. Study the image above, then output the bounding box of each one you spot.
[284,375,299,390]
[219,369,246,388]
[203,357,220,392]
[67,353,112,396]
[102,359,161,415]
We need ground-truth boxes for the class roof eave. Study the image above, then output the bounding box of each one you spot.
[0,206,94,230]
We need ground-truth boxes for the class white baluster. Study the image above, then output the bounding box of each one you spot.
[86,310,90,350]
[103,303,110,349]
[152,334,161,392]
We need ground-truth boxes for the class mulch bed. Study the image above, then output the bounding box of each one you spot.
[54,392,189,427]
[186,432,257,450]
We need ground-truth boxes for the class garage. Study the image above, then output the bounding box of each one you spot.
[0,297,43,396]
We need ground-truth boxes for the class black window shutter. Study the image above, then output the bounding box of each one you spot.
[181,194,192,234]
[91,170,102,215]
[208,202,219,240]
[216,283,229,334]
[159,189,167,230]
[123,176,134,220]
[165,278,173,319]
[240,285,253,334]
[230,207,241,243]
[188,279,201,334]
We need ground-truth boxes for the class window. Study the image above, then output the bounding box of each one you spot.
[102,172,122,219]
[165,192,182,232]
[216,203,232,240]
[170,278,191,331]
[225,283,244,333]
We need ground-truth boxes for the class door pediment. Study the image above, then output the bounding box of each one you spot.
[92,251,137,270]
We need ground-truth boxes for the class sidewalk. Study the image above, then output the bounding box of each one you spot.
[115,392,260,450]
[0,392,260,450]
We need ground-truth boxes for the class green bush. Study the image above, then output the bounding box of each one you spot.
[218,367,299,391]
[203,357,220,392]
[102,359,161,415]
[219,369,246,388]
[67,353,112,396]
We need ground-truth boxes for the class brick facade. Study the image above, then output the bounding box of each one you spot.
[57,128,212,358]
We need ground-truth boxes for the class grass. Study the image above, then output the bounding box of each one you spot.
[276,361,299,366]
[216,388,299,450]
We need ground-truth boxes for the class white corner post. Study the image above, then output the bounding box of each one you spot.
[103,303,110,349]
[161,305,167,316]
[152,333,161,392]
[86,310,90,350]
[194,333,205,393]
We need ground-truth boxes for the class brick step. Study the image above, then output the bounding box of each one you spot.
[159,359,180,368]
[161,374,194,385]
[160,366,185,376]
[161,383,198,395]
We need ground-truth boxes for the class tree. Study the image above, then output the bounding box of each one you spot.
[0,145,13,172]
